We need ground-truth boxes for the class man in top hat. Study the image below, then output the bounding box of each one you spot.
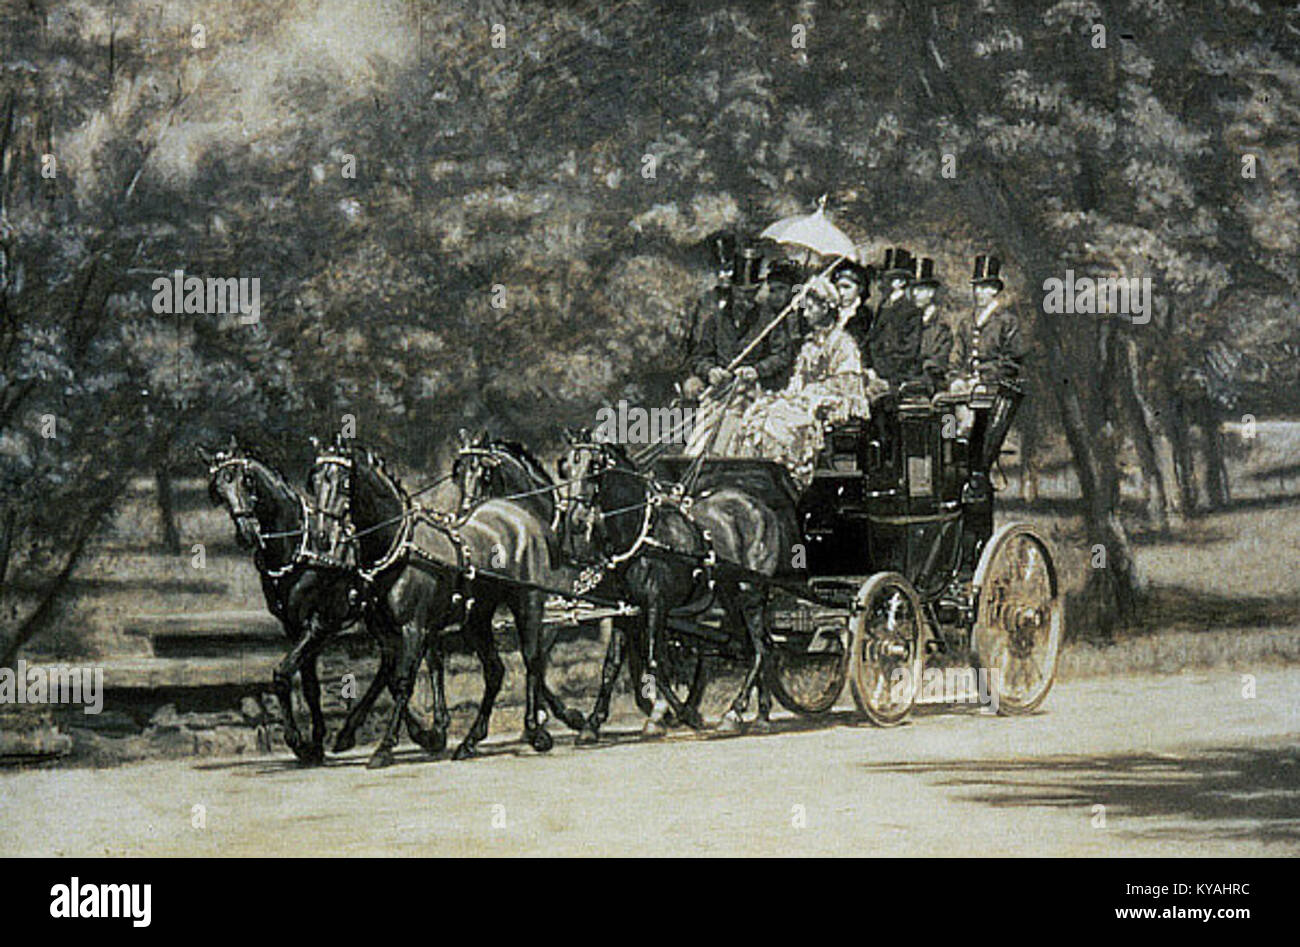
[864,247,924,390]
[908,256,953,391]
[689,243,793,393]
[950,254,1025,387]
[678,231,741,401]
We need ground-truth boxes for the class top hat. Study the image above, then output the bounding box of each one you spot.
[913,257,940,288]
[765,260,803,286]
[734,245,764,289]
[707,230,738,272]
[971,254,1004,289]
[883,247,915,280]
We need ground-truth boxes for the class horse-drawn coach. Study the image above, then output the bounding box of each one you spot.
[638,377,1063,729]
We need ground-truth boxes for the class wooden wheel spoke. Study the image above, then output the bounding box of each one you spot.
[973,526,1062,715]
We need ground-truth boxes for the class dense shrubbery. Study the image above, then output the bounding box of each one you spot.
[2,0,1299,657]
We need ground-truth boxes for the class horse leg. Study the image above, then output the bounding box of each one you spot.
[452,602,503,760]
[366,621,425,770]
[333,644,393,753]
[272,619,328,764]
[579,618,627,744]
[677,652,708,730]
[299,652,328,763]
[751,593,774,734]
[642,600,697,734]
[717,583,766,735]
[412,642,449,754]
[516,590,554,752]
[536,613,587,734]
[334,609,401,753]
[623,617,656,718]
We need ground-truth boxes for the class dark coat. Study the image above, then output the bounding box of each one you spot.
[951,301,1026,384]
[919,307,955,388]
[865,292,923,384]
[690,288,793,389]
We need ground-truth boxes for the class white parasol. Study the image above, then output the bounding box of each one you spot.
[759,194,859,262]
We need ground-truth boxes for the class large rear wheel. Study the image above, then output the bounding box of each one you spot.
[971,523,1063,715]
[849,572,926,726]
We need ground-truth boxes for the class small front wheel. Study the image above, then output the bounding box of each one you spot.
[766,627,850,716]
[849,572,927,726]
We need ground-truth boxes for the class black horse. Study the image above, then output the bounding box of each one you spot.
[452,429,558,527]
[559,430,800,738]
[202,439,436,764]
[454,430,710,735]
[310,439,585,768]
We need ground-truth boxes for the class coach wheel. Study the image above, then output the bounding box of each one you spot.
[971,523,1063,715]
[766,625,850,716]
[849,572,926,726]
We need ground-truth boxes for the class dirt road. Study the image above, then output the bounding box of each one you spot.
[2,669,1297,857]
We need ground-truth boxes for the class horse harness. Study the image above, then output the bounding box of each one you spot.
[209,456,312,580]
[566,447,719,609]
[312,452,478,611]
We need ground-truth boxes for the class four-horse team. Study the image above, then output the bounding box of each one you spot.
[202,240,1063,770]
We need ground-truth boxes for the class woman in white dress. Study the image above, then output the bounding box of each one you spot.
[733,276,871,487]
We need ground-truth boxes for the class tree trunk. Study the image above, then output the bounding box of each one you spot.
[0,486,122,670]
[1118,336,1170,530]
[0,507,15,593]
[1198,401,1231,509]
[904,1,1141,627]
[1163,388,1200,516]
[155,466,181,553]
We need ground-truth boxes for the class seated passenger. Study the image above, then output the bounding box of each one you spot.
[950,255,1025,387]
[688,245,793,394]
[866,247,923,391]
[728,277,871,487]
[678,231,739,402]
[908,257,953,393]
[763,260,806,388]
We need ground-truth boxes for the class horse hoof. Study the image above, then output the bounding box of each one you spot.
[415,728,447,755]
[366,748,394,770]
[332,732,356,754]
[682,708,705,731]
[714,711,743,735]
[452,741,477,761]
[642,718,666,738]
[575,726,600,746]
[561,710,588,732]
[530,728,554,753]
[751,717,774,735]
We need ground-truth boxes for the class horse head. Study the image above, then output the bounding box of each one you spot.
[201,436,265,551]
[308,437,407,570]
[557,428,642,561]
[306,435,359,568]
[452,428,497,514]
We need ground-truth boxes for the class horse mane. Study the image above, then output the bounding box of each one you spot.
[603,440,637,471]
[492,439,553,485]
[244,452,297,499]
[209,445,298,503]
[356,444,409,503]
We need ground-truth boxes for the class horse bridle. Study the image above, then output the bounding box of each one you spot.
[307,451,364,571]
[311,448,470,586]
[209,455,311,579]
